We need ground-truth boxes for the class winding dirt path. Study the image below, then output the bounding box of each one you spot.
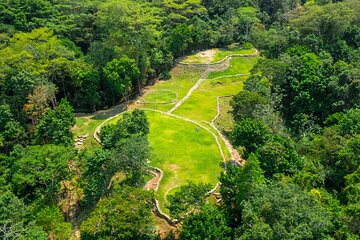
[144,167,163,191]
[90,49,258,233]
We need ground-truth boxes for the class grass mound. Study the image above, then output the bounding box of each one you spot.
[207,56,259,79]
[182,47,257,64]
[142,65,204,112]
[143,90,177,103]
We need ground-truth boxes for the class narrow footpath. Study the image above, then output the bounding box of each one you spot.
[91,50,258,234]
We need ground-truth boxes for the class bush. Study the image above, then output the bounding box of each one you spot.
[241,42,253,50]
[159,70,172,80]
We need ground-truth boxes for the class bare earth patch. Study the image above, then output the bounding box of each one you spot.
[197,49,216,62]
[183,49,217,64]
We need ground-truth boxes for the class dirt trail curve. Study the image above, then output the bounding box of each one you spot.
[91,48,258,231]
[92,114,180,226]
[93,107,227,226]
[144,167,163,191]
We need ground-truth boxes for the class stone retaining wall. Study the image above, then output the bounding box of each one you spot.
[177,50,259,66]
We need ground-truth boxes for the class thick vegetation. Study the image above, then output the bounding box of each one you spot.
[0,0,359,239]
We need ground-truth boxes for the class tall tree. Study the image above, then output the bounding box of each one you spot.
[168,182,212,220]
[81,187,156,240]
[100,109,149,149]
[167,23,193,58]
[34,99,75,146]
[231,90,266,121]
[0,28,75,80]
[23,83,57,125]
[255,136,303,178]
[231,118,271,155]
[103,57,140,105]
[237,7,259,41]
[180,204,232,240]
[220,154,265,226]
[0,190,47,240]
[289,2,355,43]
[11,144,74,201]
[96,0,161,81]
[236,182,333,239]
[35,205,72,240]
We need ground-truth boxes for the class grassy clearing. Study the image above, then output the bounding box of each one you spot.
[104,110,223,213]
[73,48,258,217]
[207,56,259,79]
[201,121,231,160]
[173,76,247,122]
[143,90,177,103]
[72,117,102,149]
[182,47,256,64]
[72,104,128,149]
[139,65,204,112]
[172,75,247,162]
[214,96,235,133]
[213,47,256,62]
[146,111,222,213]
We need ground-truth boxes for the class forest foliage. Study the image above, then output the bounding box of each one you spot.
[0,0,359,239]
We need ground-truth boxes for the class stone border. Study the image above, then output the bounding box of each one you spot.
[93,109,128,144]
[94,107,227,225]
[91,49,257,226]
[142,89,178,105]
[92,112,179,225]
[141,100,177,105]
[146,167,181,225]
[205,73,250,81]
[145,167,164,191]
[169,51,258,114]
[178,49,259,66]
[140,108,227,224]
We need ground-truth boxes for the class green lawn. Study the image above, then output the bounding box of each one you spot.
[207,56,259,79]
[213,47,256,62]
[182,47,257,64]
[72,104,128,149]
[143,90,177,103]
[173,76,247,122]
[72,117,103,149]
[214,96,236,133]
[139,65,204,112]
[104,110,223,214]
[73,48,258,216]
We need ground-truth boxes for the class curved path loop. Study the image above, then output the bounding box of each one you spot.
[92,112,179,225]
[92,49,257,227]
[144,167,163,191]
